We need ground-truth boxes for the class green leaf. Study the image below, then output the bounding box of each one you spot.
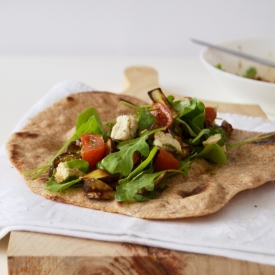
[175,117,197,137]
[66,159,90,173]
[127,146,158,180]
[101,128,164,177]
[215,63,223,70]
[134,191,157,202]
[76,107,104,132]
[243,67,257,79]
[29,112,105,179]
[194,144,227,164]
[115,171,165,201]
[115,168,185,202]
[191,129,210,144]
[168,97,205,136]
[45,176,82,192]
[178,157,191,176]
[136,109,156,131]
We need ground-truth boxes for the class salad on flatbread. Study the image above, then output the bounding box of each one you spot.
[6,88,275,219]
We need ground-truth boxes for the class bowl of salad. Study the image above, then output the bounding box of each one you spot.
[200,37,275,119]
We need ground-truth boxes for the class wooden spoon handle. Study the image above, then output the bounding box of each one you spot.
[121,66,159,102]
[121,66,266,118]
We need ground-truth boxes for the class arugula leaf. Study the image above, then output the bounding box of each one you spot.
[168,97,205,136]
[136,109,156,131]
[191,129,210,144]
[126,146,158,180]
[134,191,157,202]
[120,100,156,131]
[175,117,197,137]
[194,144,227,164]
[45,176,82,192]
[76,107,104,132]
[178,157,191,176]
[28,108,106,179]
[50,116,103,165]
[66,159,90,173]
[115,168,185,202]
[115,171,165,201]
[226,132,274,149]
[100,128,164,177]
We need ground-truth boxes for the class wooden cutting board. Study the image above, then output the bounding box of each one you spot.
[7,66,275,275]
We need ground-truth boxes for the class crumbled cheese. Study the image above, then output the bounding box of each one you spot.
[202,134,221,147]
[110,115,138,141]
[153,131,181,152]
[55,162,85,183]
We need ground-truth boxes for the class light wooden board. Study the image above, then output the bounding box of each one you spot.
[8,231,275,275]
[122,66,266,118]
[7,66,274,275]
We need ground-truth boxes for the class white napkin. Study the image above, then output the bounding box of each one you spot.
[1,80,275,266]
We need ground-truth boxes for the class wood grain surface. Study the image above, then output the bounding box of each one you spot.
[122,66,267,117]
[7,66,274,275]
[8,231,275,275]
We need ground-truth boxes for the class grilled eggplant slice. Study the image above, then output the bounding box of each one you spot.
[83,178,115,200]
[82,169,120,189]
[49,152,82,177]
[148,88,178,118]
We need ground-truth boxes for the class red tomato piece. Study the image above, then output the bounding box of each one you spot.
[80,134,105,169]
[205,107,217,123]
[151,102,173,129]
[154,149,180,172]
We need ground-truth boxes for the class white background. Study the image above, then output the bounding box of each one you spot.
[1,0,275,57]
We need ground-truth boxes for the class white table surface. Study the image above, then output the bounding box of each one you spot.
[0,56,274,274]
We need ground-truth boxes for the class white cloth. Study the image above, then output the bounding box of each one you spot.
[1,80,275,265]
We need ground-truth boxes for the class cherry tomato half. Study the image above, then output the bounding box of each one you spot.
[150,102,173,129]
[205,107,217,123]
[80,134,105,169]
[154,149,180,172]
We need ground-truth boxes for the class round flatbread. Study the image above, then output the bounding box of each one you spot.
[6,91,275,219]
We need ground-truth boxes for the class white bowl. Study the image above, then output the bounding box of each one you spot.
[200,37,275,119]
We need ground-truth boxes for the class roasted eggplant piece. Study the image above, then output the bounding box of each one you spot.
[98,173,120,189]
[220,120,233,136]
[83,178,115,200]
[82,169,111,182]
[104,137,117,156]
[48,152,82,177]
[82,168,120,189]
[148,88,178,118]
[66,139,81,153]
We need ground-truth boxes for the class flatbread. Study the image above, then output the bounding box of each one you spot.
[6,91,275,219]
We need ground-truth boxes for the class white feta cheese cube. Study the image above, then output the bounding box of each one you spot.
[153,131,181,152]
[202,134,221,147]
[110,115,138,141]
[55,162,85,183]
